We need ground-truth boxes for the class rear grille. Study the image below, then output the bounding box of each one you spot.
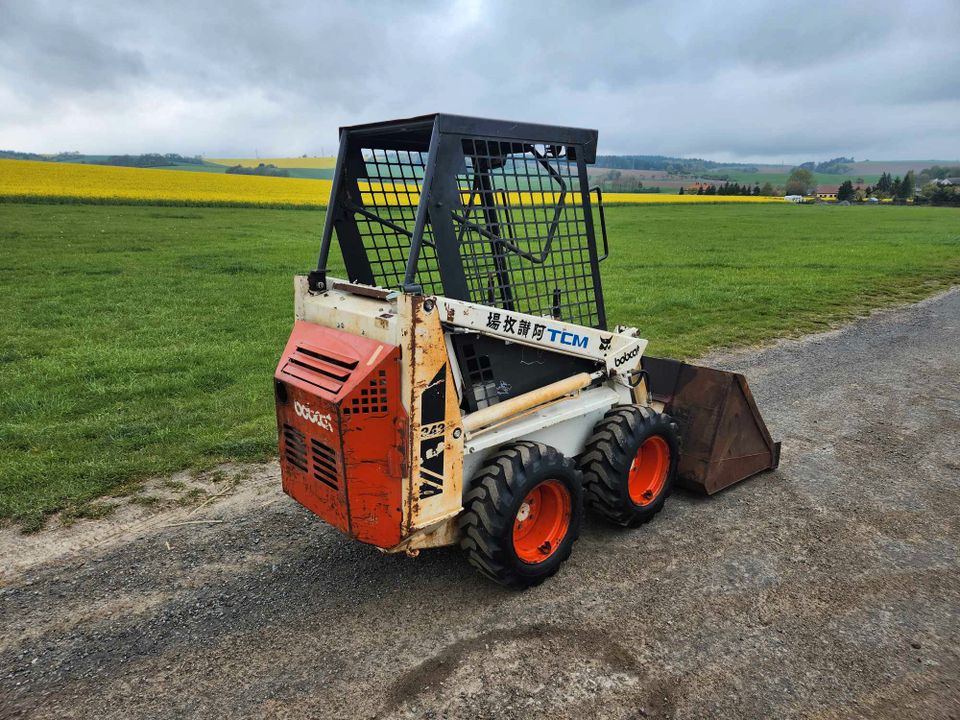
[344,370,389,415]
[283,423,340,491]
[281,343,358,396]
[282,424,308,472]
[311,438,339,489]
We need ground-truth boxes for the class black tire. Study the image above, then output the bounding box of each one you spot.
[579,405,680,527]
[459,441,583,589]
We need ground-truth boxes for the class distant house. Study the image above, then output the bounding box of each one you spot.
[816,182,864,201]
[934,178,960,186]
[783,195,805,203]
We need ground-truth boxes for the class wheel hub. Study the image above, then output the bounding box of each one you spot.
[627,435,670,506]
[512,480,572,564]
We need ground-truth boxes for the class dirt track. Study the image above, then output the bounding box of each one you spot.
[2,290,959,719]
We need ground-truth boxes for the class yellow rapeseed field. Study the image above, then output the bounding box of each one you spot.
[0,159,332,206]
[355,186,782,206]
[0,158,782,207]
[210,157,337,169]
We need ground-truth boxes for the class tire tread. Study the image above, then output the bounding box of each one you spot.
[458,441,582,589]
[580,405,680,527]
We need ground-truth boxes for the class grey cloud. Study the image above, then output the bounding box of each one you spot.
[0,2,145,95]
[0,0,957,161]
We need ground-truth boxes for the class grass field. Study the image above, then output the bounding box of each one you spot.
[1,202,958,529]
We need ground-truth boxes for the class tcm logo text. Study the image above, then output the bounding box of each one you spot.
[545,328,588,349]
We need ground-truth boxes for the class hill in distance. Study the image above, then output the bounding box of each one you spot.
[4,149,956,192]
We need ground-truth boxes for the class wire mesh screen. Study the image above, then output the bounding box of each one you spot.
[332,127,603,330]
[453,139,600,328]
[352,148,443,296]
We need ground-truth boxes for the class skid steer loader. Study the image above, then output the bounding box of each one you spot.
[275,114,780,588]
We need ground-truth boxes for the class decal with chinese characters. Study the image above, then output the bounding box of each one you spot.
[435,297,648,376]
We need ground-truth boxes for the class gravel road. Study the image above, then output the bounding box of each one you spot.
[2,290,958,720]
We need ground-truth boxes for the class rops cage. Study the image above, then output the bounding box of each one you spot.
[310,113,610,330]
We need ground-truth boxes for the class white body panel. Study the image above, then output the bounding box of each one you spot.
[462,385,628,480]
[292,277,649,552]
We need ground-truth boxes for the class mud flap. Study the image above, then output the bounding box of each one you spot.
[641,356,781,494]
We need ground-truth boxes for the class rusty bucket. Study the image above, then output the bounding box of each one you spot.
[641,356,781,494]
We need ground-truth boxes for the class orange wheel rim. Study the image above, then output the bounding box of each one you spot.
[627,436,670,506]
[512,480,571,564]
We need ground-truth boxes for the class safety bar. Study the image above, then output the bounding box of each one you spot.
[591,186,609,262]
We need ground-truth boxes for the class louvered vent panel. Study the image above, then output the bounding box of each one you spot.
[282,424,308,472]
[311,438,339,490]
[282,343,358,396]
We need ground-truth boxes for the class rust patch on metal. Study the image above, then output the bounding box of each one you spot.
[403,295,422,534]
[331,281,393,301]
[405,295,465,535]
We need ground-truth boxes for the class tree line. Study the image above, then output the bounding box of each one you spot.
[0,150,204,168]
[594,154,757,175]
[916,165,960,206]
[97,154,204,168]
[862,172,915,200]
[782,166,959,205]
[679,182,769,196]
[224,163,290,177]
[798,157,853,175]
[0,150,87,162]
[917,165,960,184]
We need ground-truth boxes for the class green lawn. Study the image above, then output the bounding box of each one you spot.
[1,203,958,529]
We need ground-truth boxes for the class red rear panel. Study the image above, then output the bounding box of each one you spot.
[274,320,406,548]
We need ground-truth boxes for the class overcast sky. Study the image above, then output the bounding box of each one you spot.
[1,0,958,162]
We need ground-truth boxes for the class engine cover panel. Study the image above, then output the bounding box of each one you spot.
[275,320,406,548]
